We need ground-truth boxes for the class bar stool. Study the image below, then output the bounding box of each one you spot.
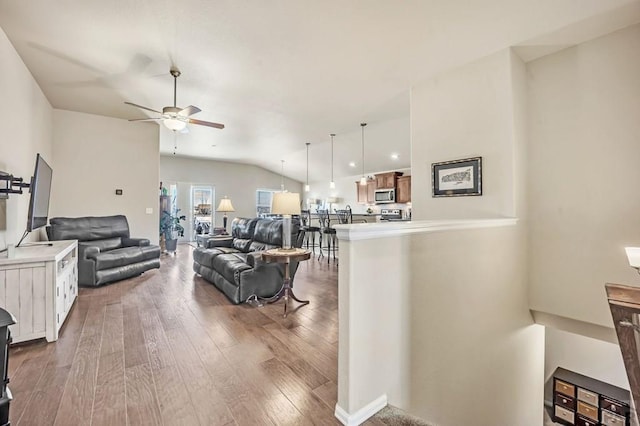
[317,209,337,263]
[300,209,320,253]
[334,209,351,225]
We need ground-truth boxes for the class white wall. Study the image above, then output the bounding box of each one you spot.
[408,225,543,425]
[527,24,640,327]
[411,49,520,220]
[0,26,53,249]
[160,156,303,228]
[545,328,629,389]
[51,110,159,243]
[402,49,541,424]
[335,221,543,426]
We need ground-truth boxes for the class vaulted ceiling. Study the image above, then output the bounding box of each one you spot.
[0,0,638,183]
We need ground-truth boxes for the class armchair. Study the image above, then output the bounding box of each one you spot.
[47,215,161,286]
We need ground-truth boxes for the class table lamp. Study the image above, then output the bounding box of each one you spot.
[626,247,640,274]
[216,197,235,232]
[271,192,301,251]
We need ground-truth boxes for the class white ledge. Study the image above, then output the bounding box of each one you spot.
[333,218,518,241]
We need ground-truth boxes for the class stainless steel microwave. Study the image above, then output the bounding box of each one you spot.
[375,189,395,204]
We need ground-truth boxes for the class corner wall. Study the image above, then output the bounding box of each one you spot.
[408,225,544,425]
[51,110,160,243]
[406,49,541,424]
[410,49,520,220]
[528,23,640,390]
[0,25,53,249]
[528,24,640,327]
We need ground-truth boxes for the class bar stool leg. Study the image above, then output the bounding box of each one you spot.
[332,234,337,262]
[333,234,338,265]
[317,233,324,261]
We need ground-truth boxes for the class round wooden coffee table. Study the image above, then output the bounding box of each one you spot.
[261,248,311,317]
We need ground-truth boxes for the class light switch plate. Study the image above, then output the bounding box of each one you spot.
[145,207,153,214]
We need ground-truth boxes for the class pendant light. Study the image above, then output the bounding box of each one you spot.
[280,159,285,191]
[305,143,310,192]
[330,134,336,189]
[360,123,367,186]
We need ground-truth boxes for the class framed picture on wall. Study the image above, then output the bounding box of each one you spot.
[432,157,482,197]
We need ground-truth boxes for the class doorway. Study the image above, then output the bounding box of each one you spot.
[191,185,214,241]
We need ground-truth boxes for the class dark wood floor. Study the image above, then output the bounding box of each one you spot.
[7,244,385,426]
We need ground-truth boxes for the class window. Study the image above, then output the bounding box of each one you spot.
[256,189,277,216]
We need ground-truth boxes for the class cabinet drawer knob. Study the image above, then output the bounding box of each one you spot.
[562,398,567,403]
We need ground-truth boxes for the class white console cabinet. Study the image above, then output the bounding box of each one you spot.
[0,240,78,343]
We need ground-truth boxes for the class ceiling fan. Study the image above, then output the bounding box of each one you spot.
[125,68,224,131]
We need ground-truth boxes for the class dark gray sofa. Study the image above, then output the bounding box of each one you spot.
[47,215,161,287]
[192,217,305,304]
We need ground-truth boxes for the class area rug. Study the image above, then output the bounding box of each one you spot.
[371,405,433,426]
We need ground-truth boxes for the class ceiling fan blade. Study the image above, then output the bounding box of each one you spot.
[129,118,162,122]
[188,118,225,129]
[178,105,201,117]
[124,101,162,114]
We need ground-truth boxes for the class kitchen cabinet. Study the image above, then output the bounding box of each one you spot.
[396,175,411,203]
[375,172,403,190]
[356,180,376,204]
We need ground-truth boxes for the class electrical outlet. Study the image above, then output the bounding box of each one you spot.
[145,208,153,214]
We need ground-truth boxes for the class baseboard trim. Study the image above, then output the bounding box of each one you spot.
[334,394,388,426]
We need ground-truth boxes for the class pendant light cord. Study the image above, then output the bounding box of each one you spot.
[361,123,367,180]
[306,143,310,186]
[330,134,335,184]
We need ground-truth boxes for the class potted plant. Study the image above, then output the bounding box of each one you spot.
[160,208,186,253]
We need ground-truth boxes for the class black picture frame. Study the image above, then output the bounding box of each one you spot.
[432,157,482,197]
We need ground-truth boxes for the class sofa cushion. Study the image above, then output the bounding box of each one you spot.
[91,247,143,270]
[247,241,280,252]
[212,253,252,284]
[231,218,259,239]
[232,238,252,252]
[89,245,160,271]
[252,219,283,246]
[250,218,300,249]
[80,238,122,253]
[140,245,161,260]
[193,246,240,268]
[48,215,130,241]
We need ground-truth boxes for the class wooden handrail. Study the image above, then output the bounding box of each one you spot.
[605,282,640,423]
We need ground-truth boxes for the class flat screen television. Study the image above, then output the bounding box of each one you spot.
[26,153,53,232]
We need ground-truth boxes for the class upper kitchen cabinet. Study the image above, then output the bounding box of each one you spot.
[396,175,411,203]
[356,180,376,204]
[375,171,403,189]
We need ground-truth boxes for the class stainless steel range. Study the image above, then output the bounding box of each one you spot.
[380,208,404,221]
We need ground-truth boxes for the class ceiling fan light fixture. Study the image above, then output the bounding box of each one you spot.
[163,117,187,131]
[126,68,225,131]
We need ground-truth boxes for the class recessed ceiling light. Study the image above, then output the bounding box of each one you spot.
[391,153,399,160]
[349,161,356,167]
